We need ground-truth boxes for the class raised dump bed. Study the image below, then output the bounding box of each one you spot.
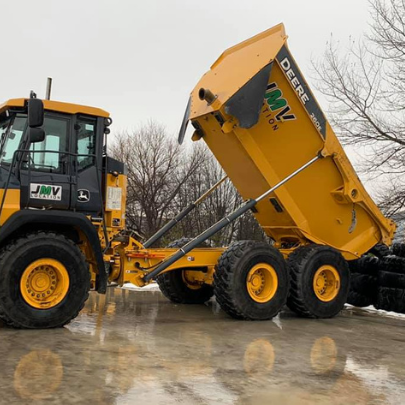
[184,23,395,260]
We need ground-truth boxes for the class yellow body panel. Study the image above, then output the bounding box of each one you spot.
[190,24,287,120]
[0,189,20,226]
[189,24,395,259]
[110,245,224,287]
[0,98,109,118]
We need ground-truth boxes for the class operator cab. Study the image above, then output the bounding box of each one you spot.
[0,96,117,217]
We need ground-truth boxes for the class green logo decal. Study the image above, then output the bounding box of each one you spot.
[265,88,287,111]
[40,186,52,196]
[30,183,62,201]
[263,83,296,123]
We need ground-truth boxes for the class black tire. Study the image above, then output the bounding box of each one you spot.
[214,241,289,320]
[347,291,373,307]
[379,256,405,275]
[349,256,380,276]
[346,247,387,308]
[0,232,90,329]
[287,245,350,318]
[375,287,405,313]
[346,272,377,308]
[156,238,213,304]
[369,244,391,259]
[391,243,405,258]
[350,273,377,293]
[378,271,405,289]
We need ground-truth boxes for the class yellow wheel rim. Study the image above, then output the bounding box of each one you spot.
[313,265,340,302]
[246,263,278,303]
[20,259,70,309]
[182,270,202,290]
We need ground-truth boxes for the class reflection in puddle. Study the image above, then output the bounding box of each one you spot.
[243,339,275,375]
[14,350,63,400]
[0,290,404,404]
[310,336,337,374]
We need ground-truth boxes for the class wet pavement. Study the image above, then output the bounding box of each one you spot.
[0,288,405,404]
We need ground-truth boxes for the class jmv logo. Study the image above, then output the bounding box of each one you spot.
[30,183,62,201]
[263,83,296,129]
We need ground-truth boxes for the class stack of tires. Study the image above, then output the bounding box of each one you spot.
[347,243,405,314]
[375,243,405,313]
[347,244,390,308]
[347,255,380,308]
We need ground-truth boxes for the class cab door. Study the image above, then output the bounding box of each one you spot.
[71,115,103,215]
[19,113,72,210]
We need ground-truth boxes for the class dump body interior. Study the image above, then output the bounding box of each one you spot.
[188,24,395,260]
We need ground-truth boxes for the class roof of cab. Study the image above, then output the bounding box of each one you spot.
[0,98,110,118]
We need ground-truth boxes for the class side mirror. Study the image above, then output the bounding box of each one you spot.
[28,127,45,143]
[28,98,44,128]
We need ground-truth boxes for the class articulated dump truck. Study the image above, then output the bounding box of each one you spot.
[0,23,397,329]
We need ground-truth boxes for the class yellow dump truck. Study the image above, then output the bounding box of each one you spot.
[0,23,395,328]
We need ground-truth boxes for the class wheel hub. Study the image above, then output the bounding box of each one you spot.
[313,265,340,302]
[20,259,70,309]
[182,270,203,290]
[246,263,278,303]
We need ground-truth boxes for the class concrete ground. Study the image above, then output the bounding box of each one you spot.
[0,288,405,405]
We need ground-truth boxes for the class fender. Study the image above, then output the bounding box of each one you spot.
[0,210,107,293]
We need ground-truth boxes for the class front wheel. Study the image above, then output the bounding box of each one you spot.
[214,241,289,320]
[287,245,349,318]
[0,232,90,329]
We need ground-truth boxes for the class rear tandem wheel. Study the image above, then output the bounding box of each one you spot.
[287,245,350,318]
[214,241,290,320]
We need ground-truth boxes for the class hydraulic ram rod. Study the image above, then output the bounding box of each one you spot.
[143,176,228,248]
[143,155,320,282]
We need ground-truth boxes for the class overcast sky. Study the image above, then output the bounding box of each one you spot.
[1,0,378,192]
[2,0,370,134]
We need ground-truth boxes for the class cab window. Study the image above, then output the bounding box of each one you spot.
[77,116,96,171]
[0,115,27,164]
[30,116,69,173]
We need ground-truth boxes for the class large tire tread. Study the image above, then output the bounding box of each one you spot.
[378,271,405,289]
[376,287,405,313]
[347,291,373,307]
[391,243,405,258]
[0,231,90,329]
[156,238,213,304]
[214,241,289,320]
[214,241,254,320]
[379,256,405,275]
[287,245,350,318]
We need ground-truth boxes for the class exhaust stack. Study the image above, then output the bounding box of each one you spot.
[45,77,53,100]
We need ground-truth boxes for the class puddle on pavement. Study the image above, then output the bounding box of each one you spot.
[0,288,404,404]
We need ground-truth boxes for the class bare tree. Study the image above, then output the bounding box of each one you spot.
[165,150,268,246]
[111,121,267,246]
[313,0,405,214]
[110,121,204,239]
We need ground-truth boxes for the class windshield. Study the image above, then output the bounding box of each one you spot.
[0,114,27,164]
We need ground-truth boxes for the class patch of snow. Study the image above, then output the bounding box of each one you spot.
[345,304,405,319]
[121,283,160,292]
